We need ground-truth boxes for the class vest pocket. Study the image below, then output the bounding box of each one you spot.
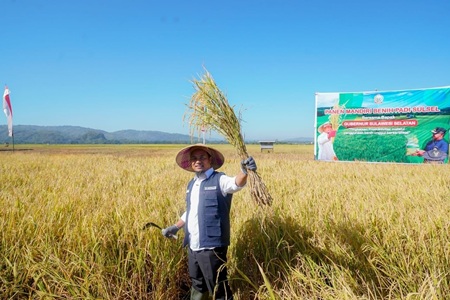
[204,197,218,214]
[205,217,221,237]
[203,186,221,238]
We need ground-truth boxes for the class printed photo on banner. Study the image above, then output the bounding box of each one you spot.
[314,86,450,164]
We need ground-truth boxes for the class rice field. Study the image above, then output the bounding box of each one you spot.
[0,144,449,299]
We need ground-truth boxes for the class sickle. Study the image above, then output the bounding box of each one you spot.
[142,222,163,230]
[142,221,178,239]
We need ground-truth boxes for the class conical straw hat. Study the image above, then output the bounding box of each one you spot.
[176,144,225,172]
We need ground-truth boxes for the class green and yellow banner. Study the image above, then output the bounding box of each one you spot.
[315,86,450,164]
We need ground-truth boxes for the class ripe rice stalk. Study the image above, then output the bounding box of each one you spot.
[185,67,272,206]
[328,100,348,142]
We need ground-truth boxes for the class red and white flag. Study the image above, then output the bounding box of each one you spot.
[3,86,13,137]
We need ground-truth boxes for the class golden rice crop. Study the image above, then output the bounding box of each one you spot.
[0,144,449,299]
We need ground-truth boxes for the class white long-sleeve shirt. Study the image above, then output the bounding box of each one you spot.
[180,168,243,250]
[317,132,336,161]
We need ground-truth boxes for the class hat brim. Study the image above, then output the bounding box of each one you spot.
[318,122,332,133]
[175,144,225,172]
[431,127,448,134]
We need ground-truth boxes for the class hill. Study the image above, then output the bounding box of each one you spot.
[0,125,313,144]
[0,125,197,144]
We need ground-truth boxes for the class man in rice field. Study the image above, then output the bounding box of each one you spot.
[162,144,257,300]
[317,122,338,161]
[414,127,449,163]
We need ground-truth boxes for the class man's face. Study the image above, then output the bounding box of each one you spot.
[190,149,212,172]
[433,132,444,140]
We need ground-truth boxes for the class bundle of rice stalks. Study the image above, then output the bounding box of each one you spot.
[185,68,272,206]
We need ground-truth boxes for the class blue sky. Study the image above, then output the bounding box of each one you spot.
[2,0,449,140]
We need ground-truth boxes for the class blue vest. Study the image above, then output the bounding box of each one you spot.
[183,171,233,248]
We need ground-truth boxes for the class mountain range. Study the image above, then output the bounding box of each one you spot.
[0,125,313,144]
